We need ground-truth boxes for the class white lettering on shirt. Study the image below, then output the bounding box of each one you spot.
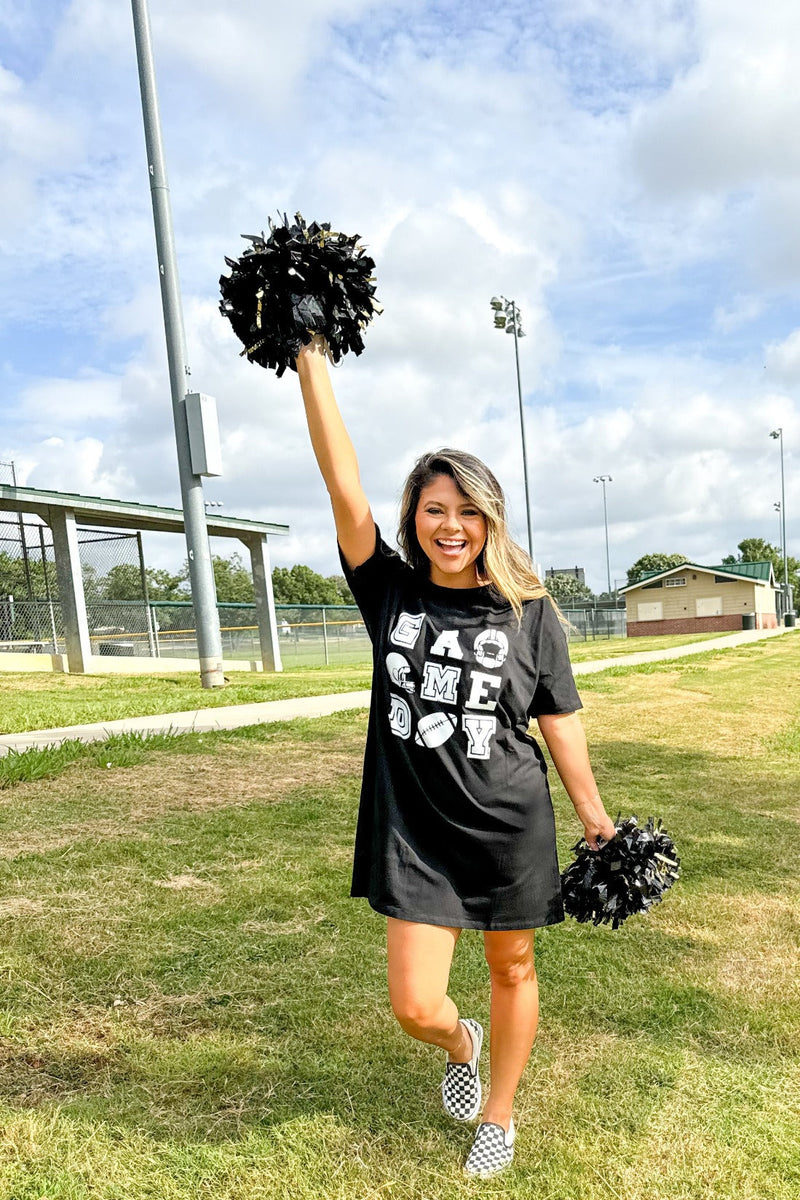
[388,694,412,739]
[462,714,497,760]
[464,670,502,712]
[420,661,462,705]
[429,629,464,660]
[389,612,425,650]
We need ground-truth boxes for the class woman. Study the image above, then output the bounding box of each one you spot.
[295,336,615,1178]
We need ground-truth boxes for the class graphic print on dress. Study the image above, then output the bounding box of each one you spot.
[386,652,416,693]
[415,710,458,747]
[462,714,497,760]
[420,661,462,704]
[473,628,509,669]
[389,612,425,649]
[388,694,412,739]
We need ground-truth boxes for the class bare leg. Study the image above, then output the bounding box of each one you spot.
[386,917,472,1061]
[481,929,538,1130]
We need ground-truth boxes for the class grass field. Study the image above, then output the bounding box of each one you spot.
[1,632,735,735]
[0,636,797,1198]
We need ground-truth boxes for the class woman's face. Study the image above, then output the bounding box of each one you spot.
[414,474,487,588]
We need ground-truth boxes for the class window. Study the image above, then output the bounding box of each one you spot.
[714,575,734,583]
[696,597,722,617]
[642,580,663,589]
[665,577,686,587]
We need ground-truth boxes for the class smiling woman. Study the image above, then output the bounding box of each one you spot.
[292,335,616,1178]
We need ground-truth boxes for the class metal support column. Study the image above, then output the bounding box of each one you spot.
[131,0,224,687]
[243,534,283,673]
[49,509,92,672]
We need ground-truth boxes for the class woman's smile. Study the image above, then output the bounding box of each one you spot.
[415,475,487,588]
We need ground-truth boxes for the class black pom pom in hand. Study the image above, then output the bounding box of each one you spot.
[219,212,382,377]
[561,815,680,930]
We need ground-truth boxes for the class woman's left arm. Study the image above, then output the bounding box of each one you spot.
[536,712,616,850]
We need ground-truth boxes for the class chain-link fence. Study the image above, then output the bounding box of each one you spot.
[149,602,370,666]
[562,606,626,641]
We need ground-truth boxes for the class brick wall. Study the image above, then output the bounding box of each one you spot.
[627,614,770,638]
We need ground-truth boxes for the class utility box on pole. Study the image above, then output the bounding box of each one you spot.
[185,393,222,477]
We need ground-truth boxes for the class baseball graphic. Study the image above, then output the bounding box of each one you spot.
[414,710,457,748]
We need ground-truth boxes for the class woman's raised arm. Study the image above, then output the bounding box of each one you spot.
[295,337,376,569]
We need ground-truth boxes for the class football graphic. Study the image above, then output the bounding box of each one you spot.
[414,710,457,748]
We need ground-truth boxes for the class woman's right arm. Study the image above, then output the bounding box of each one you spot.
[295,337,376,569]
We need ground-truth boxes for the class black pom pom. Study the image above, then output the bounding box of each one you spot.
[561,815,680,930]
[219,212,382,377]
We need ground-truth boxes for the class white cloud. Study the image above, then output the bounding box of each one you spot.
[5,0,800,596]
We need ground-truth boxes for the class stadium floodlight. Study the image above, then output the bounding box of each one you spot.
[490,296,533,561]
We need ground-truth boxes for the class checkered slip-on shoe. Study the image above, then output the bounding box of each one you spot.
[441,1018,483,1121]
[463,1118,516,1178]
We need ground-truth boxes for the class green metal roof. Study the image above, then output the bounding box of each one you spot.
[622,560,776,593]
[0,485,289,539]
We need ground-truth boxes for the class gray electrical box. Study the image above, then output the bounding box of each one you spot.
[185,392,222,477]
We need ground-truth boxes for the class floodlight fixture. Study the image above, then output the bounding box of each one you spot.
[489,294,533,560]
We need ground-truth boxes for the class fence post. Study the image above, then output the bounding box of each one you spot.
[322,608,330,665]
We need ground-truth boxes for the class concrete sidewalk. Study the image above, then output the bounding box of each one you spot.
[0,624,794,758]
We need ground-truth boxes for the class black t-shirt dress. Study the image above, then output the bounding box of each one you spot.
[341,529,583,931]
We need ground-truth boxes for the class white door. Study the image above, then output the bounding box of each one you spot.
[637,601,663,621]
[696,597,722,617]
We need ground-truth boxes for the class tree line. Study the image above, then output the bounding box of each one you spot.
[0,550,355,606]
[545,537,798,608]
[2,537,795,609]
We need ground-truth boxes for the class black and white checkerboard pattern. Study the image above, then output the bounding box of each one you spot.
[463,1119,516,1178]
[441,1018,483,1121]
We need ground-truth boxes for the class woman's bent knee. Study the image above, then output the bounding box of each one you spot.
[390,995,445,1032]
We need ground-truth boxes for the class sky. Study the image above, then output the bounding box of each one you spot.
[2,0,799,592]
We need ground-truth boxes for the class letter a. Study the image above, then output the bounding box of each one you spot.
[429,630,464,660]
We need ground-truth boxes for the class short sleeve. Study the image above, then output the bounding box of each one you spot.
[338,525,406,641]
[528,599,583,717]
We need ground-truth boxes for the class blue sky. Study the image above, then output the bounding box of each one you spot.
[2,0,799,590]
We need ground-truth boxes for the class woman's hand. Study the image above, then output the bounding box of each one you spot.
[579,806,618,852]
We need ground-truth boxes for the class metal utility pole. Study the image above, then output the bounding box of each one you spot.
[131,0,224,687]
[770,428,789,617]
[490,297,534,562]
[774,501,782,556]
[593,475,613,597]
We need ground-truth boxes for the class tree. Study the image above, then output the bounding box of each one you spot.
[144,567,190,601]
[327,573,355,605]
[545,573,594,605]
[271,564,342,605]
[210,553,255,603]
[723,538,799,610]
[626,552,687,586]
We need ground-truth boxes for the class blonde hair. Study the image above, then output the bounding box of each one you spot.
[397,448,554,621]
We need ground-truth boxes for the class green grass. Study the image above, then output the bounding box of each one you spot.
[566,630,731,661]
[2,631,744,735]
[0,666,372,735]
[0,637,798,1196]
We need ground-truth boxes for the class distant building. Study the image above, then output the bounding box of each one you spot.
[545,566,585,584]
[620,561,778,636]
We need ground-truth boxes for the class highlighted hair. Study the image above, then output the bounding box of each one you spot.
[397,448,553,621]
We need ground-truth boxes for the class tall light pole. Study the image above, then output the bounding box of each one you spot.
[593,475,613,597]
[131,0,224,687]
[774,501,782,555]
[490,296,534,562]
[770,428,789,615]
